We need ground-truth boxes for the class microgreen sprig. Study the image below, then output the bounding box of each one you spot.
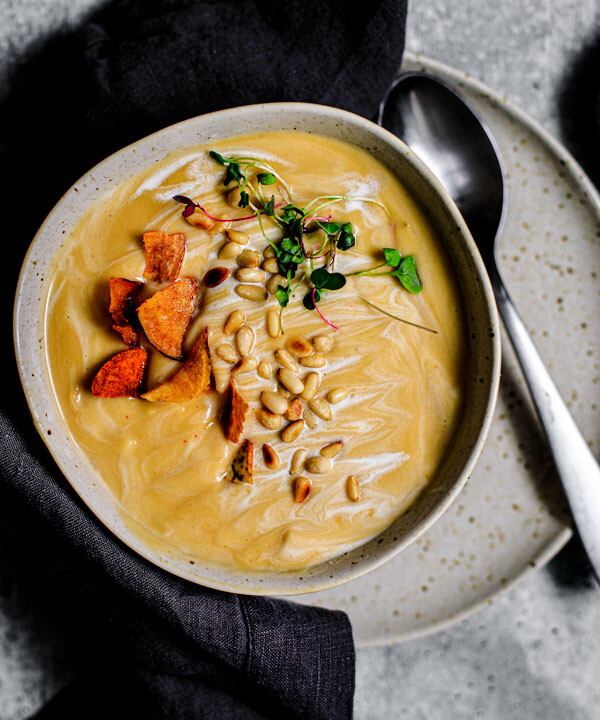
[174,151,426,333]
[172,195,257,223]
[348,247,422,294]
[209,151,292,209]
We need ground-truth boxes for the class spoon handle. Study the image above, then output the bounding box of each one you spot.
[490,264,600,580]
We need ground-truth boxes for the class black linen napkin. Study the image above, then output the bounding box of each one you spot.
[1,1,407,718]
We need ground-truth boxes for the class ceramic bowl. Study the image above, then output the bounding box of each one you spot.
[13,103,501,595]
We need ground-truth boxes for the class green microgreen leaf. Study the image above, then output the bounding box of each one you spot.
[209,151,226,165]
[264,195,276,216]
[303,288,321,310]
[239,190,249,208]
[316,221,343,235]
[280,204,304,224]
[393,256,422,294]
[309,268,347,294]
[224,162,243,186]
[275,284,291,308]
[337,223,356,251]
[257,172,276,185]
[310,267,331,289]
[323,272,346,290]
[383,248,401,267]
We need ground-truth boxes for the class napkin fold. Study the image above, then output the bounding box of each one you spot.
[1,1,407,717]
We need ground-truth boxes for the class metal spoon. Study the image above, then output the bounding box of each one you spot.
[379,72,600,582]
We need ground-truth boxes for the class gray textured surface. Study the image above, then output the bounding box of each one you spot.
[2,0,600,718]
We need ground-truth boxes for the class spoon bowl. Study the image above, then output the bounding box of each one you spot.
[379,73,506,258]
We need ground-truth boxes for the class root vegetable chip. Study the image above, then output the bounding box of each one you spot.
[91,347,148,398]
[224,379,248,443]
[137,277,199,359]
[142,231,186,283]
[109,277,142,346]
[225,439,254,484]
[142,327,211,403]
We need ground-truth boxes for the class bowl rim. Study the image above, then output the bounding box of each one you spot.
[13,101,501,595]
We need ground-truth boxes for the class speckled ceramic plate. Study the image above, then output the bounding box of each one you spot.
[293,53,600,645]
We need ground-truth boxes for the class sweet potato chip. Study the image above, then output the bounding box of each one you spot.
[142,327,211,403]
[109,277,142,346]
[224,378,248,443]
[137,277,199,359]
[142,231,186,283]
[91,347,148,398]
[225,439,254,484]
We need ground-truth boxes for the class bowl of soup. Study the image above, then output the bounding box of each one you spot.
[14,103,500,594]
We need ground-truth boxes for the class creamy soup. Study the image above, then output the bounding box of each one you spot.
[44,131,466,573]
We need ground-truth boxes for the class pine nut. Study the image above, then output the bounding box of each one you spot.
[286,336,313,358]
[312,334,334,353]
[285,398,303,422]
[209,214,231,233]
[257,360,272,379]
[185,207,214,230]
[290,448,308,474]
[261,390,288,415]
[233,355,257,374]
[277,368,304,395]
[281,419,305,443]
[327,387,348,404]
[305,456,332,474]
[237,249,260,268]
[266,273,285,295]
[226,187,244,208]
[224,310,245,335]
[262,444,280,470]
[301,372,319,401]
[293,476,311,503]
[262,258,279,274]
[275,349,299,373]
[236,326,255,356]
[218,241,241,259]
[278,386,292,399]
[216,343,237,363]
[227,229,249,245]
[267,310,280,338]
[346,475,360,502]
[255,407,282,430]
[308,397,332,421]
[236,268,265,283]
[300,353,326,368]
[235,284,267,301]
[303,409,318,429]
[263,245,277,259]
[320,441,343,458]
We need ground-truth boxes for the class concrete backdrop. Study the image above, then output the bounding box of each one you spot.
[1,1,599,718]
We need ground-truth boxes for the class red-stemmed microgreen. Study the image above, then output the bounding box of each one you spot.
[172,195,258,222]
[312,288,339,330]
